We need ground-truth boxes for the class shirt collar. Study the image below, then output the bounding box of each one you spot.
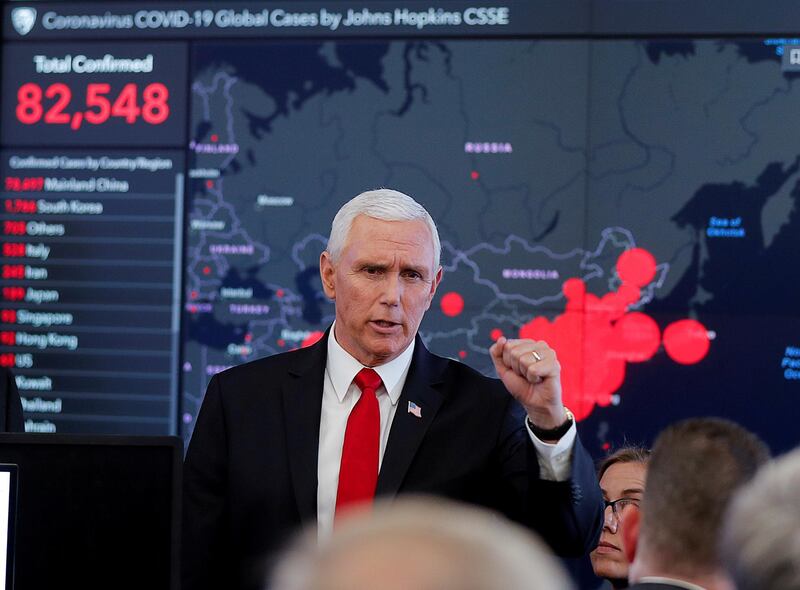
[637,577,708,590]
[326,321,415,406]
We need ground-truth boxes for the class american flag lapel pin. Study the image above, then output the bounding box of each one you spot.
[407,401,422,418]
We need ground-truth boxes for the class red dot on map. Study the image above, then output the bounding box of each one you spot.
[190,291,198,299]
[211,134,219,142]
[302,331,324,348]
[616,283,641,306]
[206,180,214,189]
[440,292,464,317]
[277,339,285,347]
[663,319,710,365]
[244,333,252,343]
[617,248,657,287]
[189,305,197,313]
[458,350,467,359]
[203,266,211,275]
[563,277,585,301]
[470,171,480,180]
[613,312,661,362]
[276,289,284,298]
[490,328,504,341]
[602,442,611,451]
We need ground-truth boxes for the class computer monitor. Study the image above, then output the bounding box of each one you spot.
[0,435,180,590]
[0,465,17,590]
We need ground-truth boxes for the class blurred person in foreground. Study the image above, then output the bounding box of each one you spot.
[622,418,769,590]
[182,188,603,590]
[590,446,650,589]
[721,446,800,590]
[269,497,574,590]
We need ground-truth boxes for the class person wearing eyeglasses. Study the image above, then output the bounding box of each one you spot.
[590,446,651,589]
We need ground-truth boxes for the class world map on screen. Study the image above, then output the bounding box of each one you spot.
[181,38,800,454]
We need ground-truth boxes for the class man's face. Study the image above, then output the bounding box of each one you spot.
[320,215,442,367]
[589,461,647,584]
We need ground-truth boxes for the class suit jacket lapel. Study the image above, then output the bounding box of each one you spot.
[282,330,329,523]
[376,337,448,498]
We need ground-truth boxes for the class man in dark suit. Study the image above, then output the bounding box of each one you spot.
[622,418,769,590]
[0,367,24,432]
[182,189,604,590]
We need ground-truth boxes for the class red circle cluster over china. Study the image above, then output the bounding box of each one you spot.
[519,247,710,421]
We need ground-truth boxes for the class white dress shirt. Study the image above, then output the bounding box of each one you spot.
[637,577,708,590]
[316,324,577,538]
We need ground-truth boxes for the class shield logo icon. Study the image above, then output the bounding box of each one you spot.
[11,7,37,36]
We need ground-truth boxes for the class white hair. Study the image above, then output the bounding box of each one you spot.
[721,447,800,590]
[326,188,441,270]
[269,497,573,590]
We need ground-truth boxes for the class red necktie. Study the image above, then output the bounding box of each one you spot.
[335,368,382,516]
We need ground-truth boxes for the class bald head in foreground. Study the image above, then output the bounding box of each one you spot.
[270,497,574,590]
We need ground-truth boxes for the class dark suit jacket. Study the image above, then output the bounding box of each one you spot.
[182,332,603,590]
[0,368,24,432]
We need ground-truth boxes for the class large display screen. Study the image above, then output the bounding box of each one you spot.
[1,1,799,455]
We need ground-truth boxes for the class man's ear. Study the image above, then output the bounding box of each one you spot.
[433,266,443,290]
[622,508,640,564]
[319,251,336,300]
[425,266,443,308]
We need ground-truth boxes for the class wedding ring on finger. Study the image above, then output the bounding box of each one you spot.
[530,350,543,363]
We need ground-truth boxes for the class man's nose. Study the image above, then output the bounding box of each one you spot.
[380,273,402,305]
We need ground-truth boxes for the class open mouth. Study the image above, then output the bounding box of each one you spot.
[371,320,401,329]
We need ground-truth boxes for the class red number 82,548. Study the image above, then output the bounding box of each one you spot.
[16,82,170,129]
